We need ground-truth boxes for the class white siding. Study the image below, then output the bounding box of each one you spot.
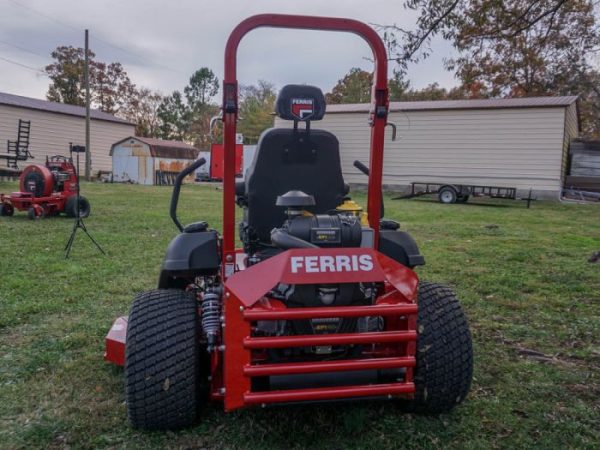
[0,104,135,174]
[275,106,572,195]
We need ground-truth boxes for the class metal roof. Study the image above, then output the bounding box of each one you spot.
[110,136,199,159]
[326,95,579,114]
[0,91,134,125]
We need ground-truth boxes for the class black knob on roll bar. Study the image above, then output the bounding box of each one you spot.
[170,157,206,231]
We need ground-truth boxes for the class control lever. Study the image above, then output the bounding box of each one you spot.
[170,158,206,231]
[386,122,397,141]
[353,160,384,218]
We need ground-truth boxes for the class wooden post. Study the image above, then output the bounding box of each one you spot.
[84,29,91,180]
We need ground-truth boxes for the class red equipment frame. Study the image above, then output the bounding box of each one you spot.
[217,14,413,411]
[221,14,389,264]
[105,14,418,413]
[0,157,78,218]
[209,143,243,181]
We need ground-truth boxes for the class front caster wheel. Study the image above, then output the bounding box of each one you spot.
[27,205,45,220]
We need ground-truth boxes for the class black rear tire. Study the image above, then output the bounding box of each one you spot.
[401,281,473,413]
[125,289,201,430]
[65,195,91,218]
[0,203,14,216]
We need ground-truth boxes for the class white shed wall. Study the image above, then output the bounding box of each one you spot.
[111,142,154,184]
[111,139,198,185]
[0,104,135,174]
[275,106,572,196]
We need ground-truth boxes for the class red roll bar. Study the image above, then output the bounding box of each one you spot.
[222,14,389,269]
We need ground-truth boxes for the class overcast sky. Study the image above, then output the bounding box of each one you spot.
[0,0,457,100]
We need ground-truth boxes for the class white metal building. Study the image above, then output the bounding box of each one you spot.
[275,96,579,199]
[0,92,135,174]
[110,137,199,185]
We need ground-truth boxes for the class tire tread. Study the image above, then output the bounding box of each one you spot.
[403,281,473,413]
[125,289,199,430]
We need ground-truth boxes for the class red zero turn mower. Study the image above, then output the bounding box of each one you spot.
[105,14,473,430]
[0,156,90,219]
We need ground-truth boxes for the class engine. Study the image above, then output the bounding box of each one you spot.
[269,190,363,250]
[250,190,381,360]
[281,213,362,247]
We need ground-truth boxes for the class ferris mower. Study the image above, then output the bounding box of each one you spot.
[105,14,473,430]
[0,153,90,220]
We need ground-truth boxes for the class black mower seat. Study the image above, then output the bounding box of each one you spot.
[242,85,346,244]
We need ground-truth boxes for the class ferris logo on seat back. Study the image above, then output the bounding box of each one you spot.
[290,254,374,273]
[291,98,314,119]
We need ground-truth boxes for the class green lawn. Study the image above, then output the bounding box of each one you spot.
[1,181,599,449]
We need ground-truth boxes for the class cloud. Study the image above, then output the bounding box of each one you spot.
[0,0,457,99]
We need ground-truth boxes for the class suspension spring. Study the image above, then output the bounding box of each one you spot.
[201,290,222,351]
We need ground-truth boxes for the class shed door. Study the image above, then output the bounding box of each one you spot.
[138,156,154,185]
[113,153,138,183]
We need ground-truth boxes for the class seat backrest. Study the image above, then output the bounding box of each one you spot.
[243,85,346,244]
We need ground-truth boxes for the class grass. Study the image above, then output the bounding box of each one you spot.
[0,181,599,449]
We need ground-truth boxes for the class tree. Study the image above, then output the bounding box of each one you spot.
[187,104,220,147]
[90,61,135,115]
[326,68,373,104]
[184,68,219,112]
[184,68,220,147]
[379,0,596,71]
[388,71,411,101]
[380,0,600,135]
[45,46,90,106]
[124,88,164,137]
[238,80,277,144]
[157,91,189,141]
[446,1,600,96]
[157,67,221,145]
[45,45,136,116]
[574,69,600,137]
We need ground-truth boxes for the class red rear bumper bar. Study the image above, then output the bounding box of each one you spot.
[242,303,417,320]
[243,356,416,377]
[244,382,416,405]
[244,330,417,349]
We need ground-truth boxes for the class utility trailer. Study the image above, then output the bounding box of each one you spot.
[394,182,535,208]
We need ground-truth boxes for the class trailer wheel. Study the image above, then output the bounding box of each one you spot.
[400,281,473,413]
[438,186,457,204]
[125,289,201,430]
[65,195,91,218]
[0,203,14,216]
[456,194,470,203]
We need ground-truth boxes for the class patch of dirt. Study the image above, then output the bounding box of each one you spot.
[515,345,600,370]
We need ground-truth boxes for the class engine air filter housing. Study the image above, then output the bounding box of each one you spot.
[276,190,316,208]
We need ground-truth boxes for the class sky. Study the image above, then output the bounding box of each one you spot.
[0,0,458,101]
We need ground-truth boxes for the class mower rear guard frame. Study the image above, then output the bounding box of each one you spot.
[105,247,419,410]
